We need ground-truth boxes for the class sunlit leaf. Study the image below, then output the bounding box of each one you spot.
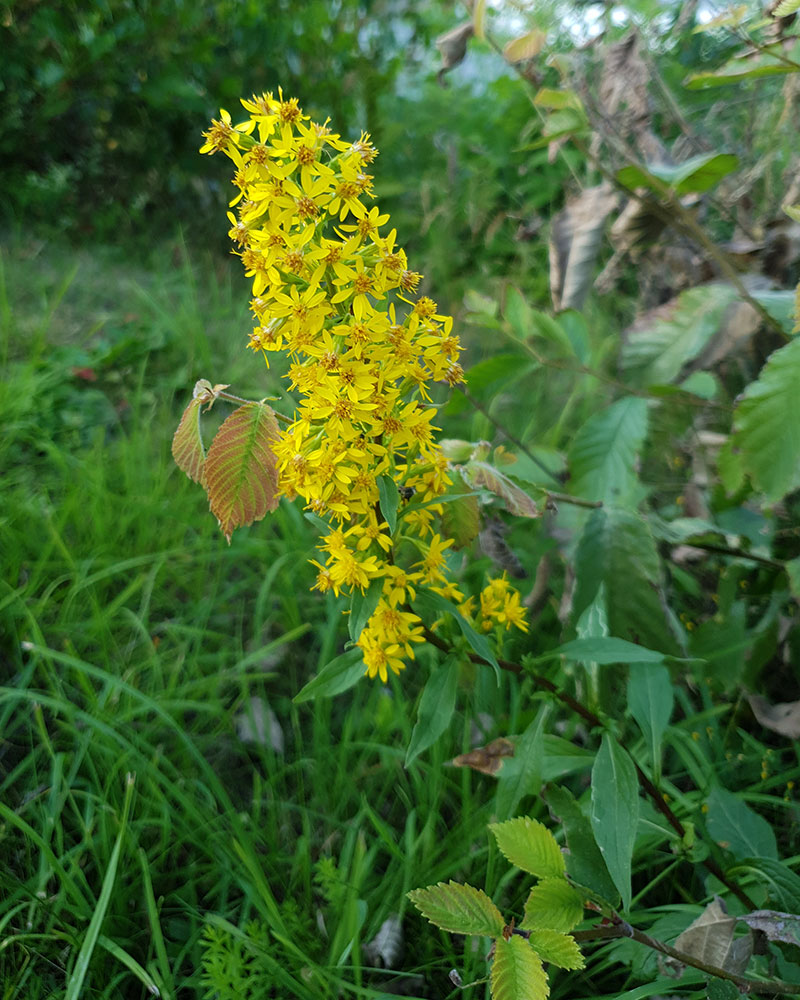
[521,877,585,933]
[686,42,800,88]
[408,881,505,937]
[503,30,546,63]
[492,935,549,1000]
[527,929,585,970]
[490,816,565,879]
[204,402,281,542]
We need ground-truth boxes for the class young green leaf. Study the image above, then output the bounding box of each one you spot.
[543,785,619,906]
[732,336,800,501]
[490,816,565,879]
[491,935,549,1000]
[526,928,585,970]
[407,881,505,937]
[293,649,365,703]
[405,657,460,766]
[590,734,639,912]
[521,877,585,933]
[172,396,206,484]
[204,402,281,543]
[627,664,674,782]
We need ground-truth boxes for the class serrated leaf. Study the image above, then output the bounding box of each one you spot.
[617,154,739,196]
[172,397,206,484]
[204,402,281,542]
[405,657,460,767]
[590,734,639,912]
[627,664,673,783]
[728,858,800,911]
[732,336,800,501]
[496,705,548,819]
[503,29,546,63]
[490,817,565,879]
[407,881,504,937]
[706,786,778,860]
[554,636,666,664]
[773,0,800,15]
[413,589,501,682]
[349,577,384,642]
[521,877,585,933]
[461,460,539,518]
[293,648,365,703]
[622,285,739,387]
[492,935,549,1000]
[544,786,619,906]
[567,397,648,505]
[377,475,399,534]
[574,507,683,656]
[526,929,585,970]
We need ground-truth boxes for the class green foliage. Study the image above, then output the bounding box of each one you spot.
[489,817,565,879]
[590,735,639,912]
[406,882,505,937]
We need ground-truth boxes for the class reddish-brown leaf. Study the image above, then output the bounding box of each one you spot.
[204,402,281,543]
[452,738,515,776]
[462,461,540,519]
[172,397,206,484]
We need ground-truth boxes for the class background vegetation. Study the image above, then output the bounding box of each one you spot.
[2,0,800,997]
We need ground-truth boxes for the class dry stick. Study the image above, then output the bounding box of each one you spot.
[423,627,756,909]
[570,921,800,996]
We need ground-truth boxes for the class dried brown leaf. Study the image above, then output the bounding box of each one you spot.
[673,898,752,975]
[452,738,515,775]
[748,694,800,739]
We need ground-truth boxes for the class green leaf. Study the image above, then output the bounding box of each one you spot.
[490,816,565,879]
[574,507,683,656]
[567,397,649,504]
[171,396,206,484]
[204,402,281,543]
[348,577,384,642]
[293,649,365,703]
[617,154,739,196]
[708,979,742,1000]
[377,475,399,534]
[407,881,505,937]
[726,858,800,911]
[732,336,800,501]
[627,664,674,783]
[440,471,481,549]
[554,636,667,664]
[521,877,585,933]
[461,460,540,518]
[544,786,619,906]
[590,734,639,912]
[526,929,585,970]
[686,42,800,88]
[447,354,532,415]
[412,589,501,682]
[706,787,778,860]
[491,935,549,1000]
[405,657,460,766]
[622,285,739,387]
[496,705,548,819]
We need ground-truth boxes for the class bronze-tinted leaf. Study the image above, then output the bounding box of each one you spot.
[204,402,281,543]
[452,737,515,775]
[462,460,540,518]
[172,397,206,484]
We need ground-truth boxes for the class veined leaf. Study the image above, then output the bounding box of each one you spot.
[492,935,549,1000]
[405,657,460,767]
[706,786,778,860]
[622,284,738,387]
[732,336,800,502]
[773,0,800,14]
[490,816,565,879]
[521,877,585,933]
[727,858,800,912]
[204,402,281,542]
[293,649,365,703]
[172,396,206,484]
[627,664,673,783]
[590,734,639,912]
[567,397,648,505]
[544,785,619,906]
[527,929,585,970]
[461,460,540,518]
[407,881,505,937]
[574,507,683,656]
[674,898,752,974]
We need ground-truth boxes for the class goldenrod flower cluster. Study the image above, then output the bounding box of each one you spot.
[201,92,526,682]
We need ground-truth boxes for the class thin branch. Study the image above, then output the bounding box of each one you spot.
[668,539,785,570]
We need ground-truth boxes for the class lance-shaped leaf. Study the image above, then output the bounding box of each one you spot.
[590,734,639,912]
[527,929,585,970]
[461,460,540,518]
[490,817,565,879]
[732,336,800,502]
[521,877,585,933]
[172,397,206,484]
[491,936,549,1000]
[293,648,365,703]
[407,881,504,937]
[543,785,619,906]
[204,402,281,543]
[405,656,460,767]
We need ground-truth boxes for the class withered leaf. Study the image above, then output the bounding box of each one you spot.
[748,694,800,740]
[452,737,515,775]
[673,898,752,975]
